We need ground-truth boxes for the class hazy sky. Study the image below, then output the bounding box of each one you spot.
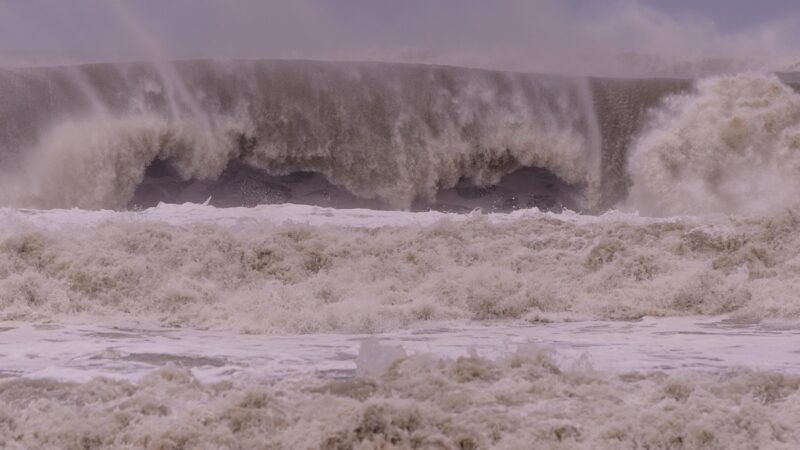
[2,0,799,74]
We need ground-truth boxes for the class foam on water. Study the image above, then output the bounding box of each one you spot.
[2,317,800,383]
[6,61,800,447]
[2,328,800,448]
[2,203,800,334]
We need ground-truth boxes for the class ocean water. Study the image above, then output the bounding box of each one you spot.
[2,60,800,448]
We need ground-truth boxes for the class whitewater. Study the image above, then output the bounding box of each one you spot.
[3,60,800,448]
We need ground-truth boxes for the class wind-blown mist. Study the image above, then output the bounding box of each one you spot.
[2,0,800,76]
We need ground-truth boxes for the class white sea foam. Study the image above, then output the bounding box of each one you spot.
[1,343,799,449]
[2,203,800,333]
[628,73,800,215]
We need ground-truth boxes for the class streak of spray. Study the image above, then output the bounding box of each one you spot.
[104,0,217,141]
[66,66,110,117]
[576,76,603,209]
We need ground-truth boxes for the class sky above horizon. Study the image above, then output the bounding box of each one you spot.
[1,0,799,74]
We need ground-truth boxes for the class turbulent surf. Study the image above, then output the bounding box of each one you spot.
[5,59,800,448]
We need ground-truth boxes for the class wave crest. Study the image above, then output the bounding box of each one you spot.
[627,73,800,215]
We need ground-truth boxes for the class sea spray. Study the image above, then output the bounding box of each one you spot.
[627,73,800,215]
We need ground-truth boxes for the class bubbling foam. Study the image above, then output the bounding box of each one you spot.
[627,73,800,216]
[1,348,800,448]
[3,205,800,333]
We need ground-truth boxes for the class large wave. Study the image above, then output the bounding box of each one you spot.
[3,60,800,215]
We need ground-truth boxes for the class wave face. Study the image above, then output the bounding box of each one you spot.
[0,60,698,212]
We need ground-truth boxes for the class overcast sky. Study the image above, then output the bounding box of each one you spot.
[2,0,799,74]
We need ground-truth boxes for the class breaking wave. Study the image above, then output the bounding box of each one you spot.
[0,60,607,212]
[3,60,800,215]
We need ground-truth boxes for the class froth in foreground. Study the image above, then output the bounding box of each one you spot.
[1,343,798,449]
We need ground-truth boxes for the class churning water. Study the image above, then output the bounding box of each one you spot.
[3,60,800,448]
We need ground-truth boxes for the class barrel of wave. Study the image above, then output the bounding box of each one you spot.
[626,73,800,216]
